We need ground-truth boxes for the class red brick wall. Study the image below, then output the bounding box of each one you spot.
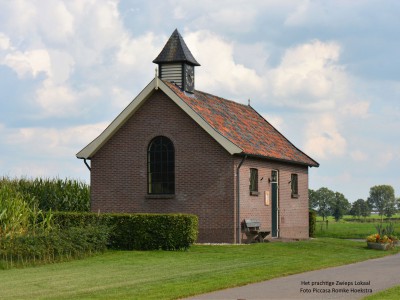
[236,157,309,241]
[91,90,236,243]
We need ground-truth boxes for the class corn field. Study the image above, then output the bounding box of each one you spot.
[0,177,90,212]
[0,177,103,269]
[0,182,53,238]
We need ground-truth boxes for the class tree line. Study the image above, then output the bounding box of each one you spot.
[309,185,400,222]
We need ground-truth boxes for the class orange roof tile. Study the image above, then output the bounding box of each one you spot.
[165,81,319,167]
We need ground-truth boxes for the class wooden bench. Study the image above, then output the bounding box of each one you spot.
[241,219,270,243]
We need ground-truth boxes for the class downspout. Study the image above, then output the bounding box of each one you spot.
[236,154,247,244]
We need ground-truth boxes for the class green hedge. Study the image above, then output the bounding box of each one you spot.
[52,212,198,251]
[309,210,317,238]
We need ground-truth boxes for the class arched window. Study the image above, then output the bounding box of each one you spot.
[147,136,175,194]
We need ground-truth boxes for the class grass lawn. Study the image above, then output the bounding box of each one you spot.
[315,221,400,239]
[364,285,400,300]
[0,238,399,300]
[316,214,400,222]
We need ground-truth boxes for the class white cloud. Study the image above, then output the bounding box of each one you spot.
[173,6,186,20]
[35,80,101,118]
[350,150,368,162]
[267,40,347,110]
[304,114,347,159]
[111,86,135,110]
[116,32,160,67]
[171,1,260,32]
[341,101,370,118]
[262,114,284,132]
[37,1,74,43]
[185,30,264,98]
[6,122,109,158]
[1,121,108,179]
[47,50,75,84]
[205,6,258,32]
[3,49,52,79]
[0,32,10,50]
[233,42,269,74]
[284,0,310,26]
[0,0,154,120]
[377,151,394,168]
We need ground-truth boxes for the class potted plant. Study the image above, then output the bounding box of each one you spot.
[366,233,394,250]
[366,223,399,250]
[389,235,399,247]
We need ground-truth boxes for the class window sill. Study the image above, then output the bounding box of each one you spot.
[250,191,259,196]
[146,194,175,199]
[291,194,299,199]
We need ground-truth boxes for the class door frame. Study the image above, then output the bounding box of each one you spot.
[271,169,279,237]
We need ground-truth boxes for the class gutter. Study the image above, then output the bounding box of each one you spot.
[244,153,319,168]
[236,154,247,244]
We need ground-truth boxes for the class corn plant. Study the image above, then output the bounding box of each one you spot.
[0,177,90,212]
[0,184,32,238]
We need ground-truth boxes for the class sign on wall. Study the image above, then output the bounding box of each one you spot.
[264,191,270,206]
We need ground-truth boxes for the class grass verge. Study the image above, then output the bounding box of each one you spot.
[0,238,398,300]
[363,285,400,300]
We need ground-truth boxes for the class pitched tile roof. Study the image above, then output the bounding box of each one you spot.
[164,81,319,167]
[153,29,200,66]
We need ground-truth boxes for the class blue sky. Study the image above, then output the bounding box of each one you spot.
[0,0,399,202]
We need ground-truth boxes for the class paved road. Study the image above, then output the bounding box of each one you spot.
[186,253,400,300]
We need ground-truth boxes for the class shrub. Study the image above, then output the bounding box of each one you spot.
[53,212,198,250]
[309,210,317,238]
[0,225,109,269]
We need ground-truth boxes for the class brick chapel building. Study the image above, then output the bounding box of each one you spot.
[77,29,319,243]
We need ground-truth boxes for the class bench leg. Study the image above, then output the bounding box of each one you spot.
[244,233,258,244]
[258,232,270,242]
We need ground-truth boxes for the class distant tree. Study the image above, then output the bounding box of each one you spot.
[396,197,400,212]
[384,198,397,218]
[331,192,351,221]
[367,185,396,222]
[350,199,371,219]
[350,199,364,219]
[309,189,318,210]
[314,187,335,221]
[360,200,371,219]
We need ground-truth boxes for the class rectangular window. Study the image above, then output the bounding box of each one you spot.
[250,168,259,196]
[291,174,298,198]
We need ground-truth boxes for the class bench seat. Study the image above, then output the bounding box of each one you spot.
[241,219,270,243]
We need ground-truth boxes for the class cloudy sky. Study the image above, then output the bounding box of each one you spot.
[0,0,399,202]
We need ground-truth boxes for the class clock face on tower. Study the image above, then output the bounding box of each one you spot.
[184,64,194,93]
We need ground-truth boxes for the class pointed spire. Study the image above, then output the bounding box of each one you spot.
[153,29,200,66]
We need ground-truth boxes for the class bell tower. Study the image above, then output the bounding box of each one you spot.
[153,29,200,93]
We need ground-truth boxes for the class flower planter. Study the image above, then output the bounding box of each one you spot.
[367,242,392,250]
